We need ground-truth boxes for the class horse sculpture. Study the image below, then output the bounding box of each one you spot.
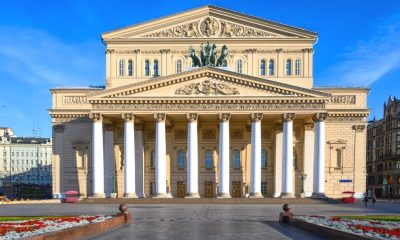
[189,46,202,67]
[216,45,228,67]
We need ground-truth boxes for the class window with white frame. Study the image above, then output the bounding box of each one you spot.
[118,59,125,76]
[176,59,182,73]
[205,150,213,170]
[268,59,274,75]
[261,149,268,168]
[261,182,267,195]
[144,60,150,76]
[295,59,301,76]
[286,59,292,75]
[233,149,241,170]
[177,149,185,170]
[236,59,243,73]
[153,60,159,76]
[128,60,133,76]
[260,59,266,76]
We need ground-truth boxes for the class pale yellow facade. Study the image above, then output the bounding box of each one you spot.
[49,6,369,199]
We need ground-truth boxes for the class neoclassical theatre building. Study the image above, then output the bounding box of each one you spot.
[50,6,369,199]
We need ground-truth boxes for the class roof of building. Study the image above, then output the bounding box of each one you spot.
[9,137,51,144]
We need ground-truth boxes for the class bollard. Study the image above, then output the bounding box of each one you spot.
[279,203,294,223]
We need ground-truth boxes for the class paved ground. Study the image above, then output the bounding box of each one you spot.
[0,201,399,239]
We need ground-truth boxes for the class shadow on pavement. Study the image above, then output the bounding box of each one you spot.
[261,221,326,240]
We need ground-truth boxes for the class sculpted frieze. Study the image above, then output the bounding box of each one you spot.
[329,95,356,104]
[63,96,88,105]
[141,18,278,38]
[93,103,324,111]
[326,116,367,122]
[175,80,239,95]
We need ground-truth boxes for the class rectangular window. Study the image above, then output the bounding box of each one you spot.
[261,182,267,195]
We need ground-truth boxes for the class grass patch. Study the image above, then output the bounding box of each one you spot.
[339,215,400,222]
[0,216,72,222]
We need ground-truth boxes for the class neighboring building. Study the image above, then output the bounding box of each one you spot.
[367,96,400,198]
[0,129,52,188]
[49,6,369,199]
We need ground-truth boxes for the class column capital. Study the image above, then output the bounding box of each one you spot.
[122,113,135,121]
[304,118,314,131]
[313,113,328,122]
[352,125,366,132]
[281,113,296,122]
[154,113,166,122]
[89,113,103,122]
[219,113,231,122]
[186,113,198,122]
[53,124,65,133]
[251,113,263,122]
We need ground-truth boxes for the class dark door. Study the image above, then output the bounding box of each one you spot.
[177,181,186,198]
[232,181,242,198]
[204,181,213,198]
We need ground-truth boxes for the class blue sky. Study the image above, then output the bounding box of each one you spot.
[0,0,399,137]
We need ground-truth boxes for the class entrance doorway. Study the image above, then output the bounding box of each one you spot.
[232,181,242,198]
[204,181,213,198]
[177,181,186,198]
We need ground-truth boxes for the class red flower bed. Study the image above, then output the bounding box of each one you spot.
[352,224,400,238]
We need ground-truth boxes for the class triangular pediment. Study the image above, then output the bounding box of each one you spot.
[102,5,317,41]
[87,67,330,101]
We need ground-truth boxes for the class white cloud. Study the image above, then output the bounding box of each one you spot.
[0,26,103,86]
[320,13,400,86]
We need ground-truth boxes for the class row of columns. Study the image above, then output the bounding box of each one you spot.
[90,112,327,198]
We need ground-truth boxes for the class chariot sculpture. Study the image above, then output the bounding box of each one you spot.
[189,42,228,67]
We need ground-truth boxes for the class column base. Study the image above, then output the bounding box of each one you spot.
[280,192,296,198]
[273,193,282,198]
[185,193,201,198]
[123,193,138,198]
[311,192,326,198]
[217,193,231,198]
[153,193,173,198]
[91,193,106,198]
[110,193,117,198]
[249,192,264,198]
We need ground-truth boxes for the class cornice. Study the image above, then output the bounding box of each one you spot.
[87,67,330,99]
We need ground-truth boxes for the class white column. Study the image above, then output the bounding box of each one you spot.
[90,113,105,198]
[303,120,314,198]
[273,122,283,198]
[135,126,145,198]
[218,113,231,198]
[104,124,115,198]
[154,113,168,198]
[122,113,137,198]
[186,113,200,198]
[282,113,295,198]
[250,113,263,198]
[313,113,327,198]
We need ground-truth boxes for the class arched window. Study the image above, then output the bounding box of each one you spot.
[153,60,159,76]
[261,149,268,168]
[233,149,241,170]
[222,59,228,67]
[176,59,182,73]
[286,59,292,76]
[268,59,275,75]
[119,59,125,76]
[236,59,243,73]
[295,59,301,76]
[336,149,342,167]
[144,60,150,76]
[260,59,266,76]
[177,149,185,170]
[128,60,133,76]
[150,150,155,169]
[205,150,213,170]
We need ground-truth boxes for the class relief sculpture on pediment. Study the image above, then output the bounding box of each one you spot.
[175,80,239,95]
[141,18,278,38]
